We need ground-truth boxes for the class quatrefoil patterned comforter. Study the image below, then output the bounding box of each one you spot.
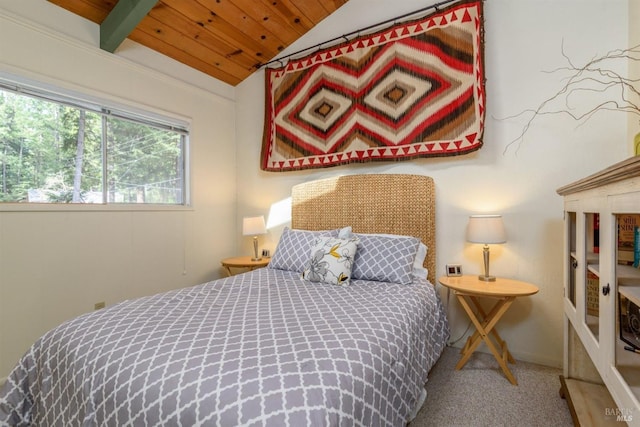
[0,268,449,426]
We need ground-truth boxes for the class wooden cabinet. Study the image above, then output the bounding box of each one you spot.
[558,157,640,426]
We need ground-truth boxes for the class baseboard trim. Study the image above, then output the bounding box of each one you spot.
[447,342,561,369]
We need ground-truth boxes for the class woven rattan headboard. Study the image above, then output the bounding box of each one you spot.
[291,174,436,284]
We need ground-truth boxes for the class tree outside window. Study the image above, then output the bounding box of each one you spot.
[0,87,187,205]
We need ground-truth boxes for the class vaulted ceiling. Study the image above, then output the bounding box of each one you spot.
[48,0,349,86]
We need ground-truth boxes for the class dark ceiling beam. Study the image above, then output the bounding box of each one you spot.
[100,0,159,52]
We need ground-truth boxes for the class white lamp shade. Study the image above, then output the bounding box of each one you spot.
[243,216,267,236]
[466,215,506,244]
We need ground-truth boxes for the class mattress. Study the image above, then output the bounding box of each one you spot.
[0,267,449,426]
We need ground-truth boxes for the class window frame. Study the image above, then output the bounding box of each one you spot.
[0,73,192,211]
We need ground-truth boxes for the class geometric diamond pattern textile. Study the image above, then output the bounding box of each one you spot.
[268,227,339,273]
[0,268,449,426]
[261,0,485,171]
[351,234,420,285]
[351,234,421,285]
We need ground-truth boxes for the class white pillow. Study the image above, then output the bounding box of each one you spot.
[338,226,353,239]
[413,242,429,280]
[302,236,359,286]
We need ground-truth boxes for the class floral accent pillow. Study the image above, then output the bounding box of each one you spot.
[302,237,359,286]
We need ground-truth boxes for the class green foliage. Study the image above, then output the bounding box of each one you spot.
[0,89,185,204]
[107,117,183,204]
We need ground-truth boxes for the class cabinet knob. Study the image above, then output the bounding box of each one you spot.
[602,283,610,296]
[571,259,578,269]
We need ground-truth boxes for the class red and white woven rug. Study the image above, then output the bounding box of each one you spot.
[261,0,485,172]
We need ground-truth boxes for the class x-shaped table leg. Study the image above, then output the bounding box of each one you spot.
[454,292,518,385]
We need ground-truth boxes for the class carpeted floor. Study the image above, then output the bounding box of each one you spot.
[410,346,574,427]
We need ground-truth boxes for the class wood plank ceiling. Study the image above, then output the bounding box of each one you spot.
[48,0,349,86]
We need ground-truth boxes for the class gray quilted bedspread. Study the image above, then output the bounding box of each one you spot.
[0,268,449,426]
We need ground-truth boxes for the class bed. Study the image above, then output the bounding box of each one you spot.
[0,174,449,426]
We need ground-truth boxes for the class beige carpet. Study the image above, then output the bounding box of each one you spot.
[410,346,574,427]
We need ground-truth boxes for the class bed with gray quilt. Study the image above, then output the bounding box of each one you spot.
[0,174,449,426]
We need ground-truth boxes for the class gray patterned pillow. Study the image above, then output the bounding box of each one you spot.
[268,227,338,272]
[351,234,420,285]
[302,236,359,286]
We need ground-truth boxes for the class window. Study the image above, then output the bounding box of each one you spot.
[0,81,188,205]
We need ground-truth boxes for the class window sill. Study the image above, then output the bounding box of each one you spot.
[0,203,194,213]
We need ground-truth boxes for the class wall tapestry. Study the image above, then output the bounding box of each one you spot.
[261,0,485,172]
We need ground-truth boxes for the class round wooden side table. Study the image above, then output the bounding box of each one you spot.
[438,274,539,385]
[221,256,270,276]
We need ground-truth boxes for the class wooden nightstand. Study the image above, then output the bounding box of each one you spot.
[221,256,270,276]
[438,274,539,385]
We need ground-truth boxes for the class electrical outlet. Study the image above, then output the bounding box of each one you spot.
[445,264,462,277]
[94,301,106,310]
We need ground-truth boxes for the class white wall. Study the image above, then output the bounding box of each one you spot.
[0,2,237,380]
[0,0,632,382]
[629,0,640,152]
[235,0,630,367]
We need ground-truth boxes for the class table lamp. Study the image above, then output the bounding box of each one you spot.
[243,216,267,261]
[466,214,507,282]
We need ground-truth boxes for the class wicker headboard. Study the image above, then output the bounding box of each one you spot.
[291,174,436,284]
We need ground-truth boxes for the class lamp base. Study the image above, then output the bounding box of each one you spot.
[252,236,261,261]
[479,244,496,282]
